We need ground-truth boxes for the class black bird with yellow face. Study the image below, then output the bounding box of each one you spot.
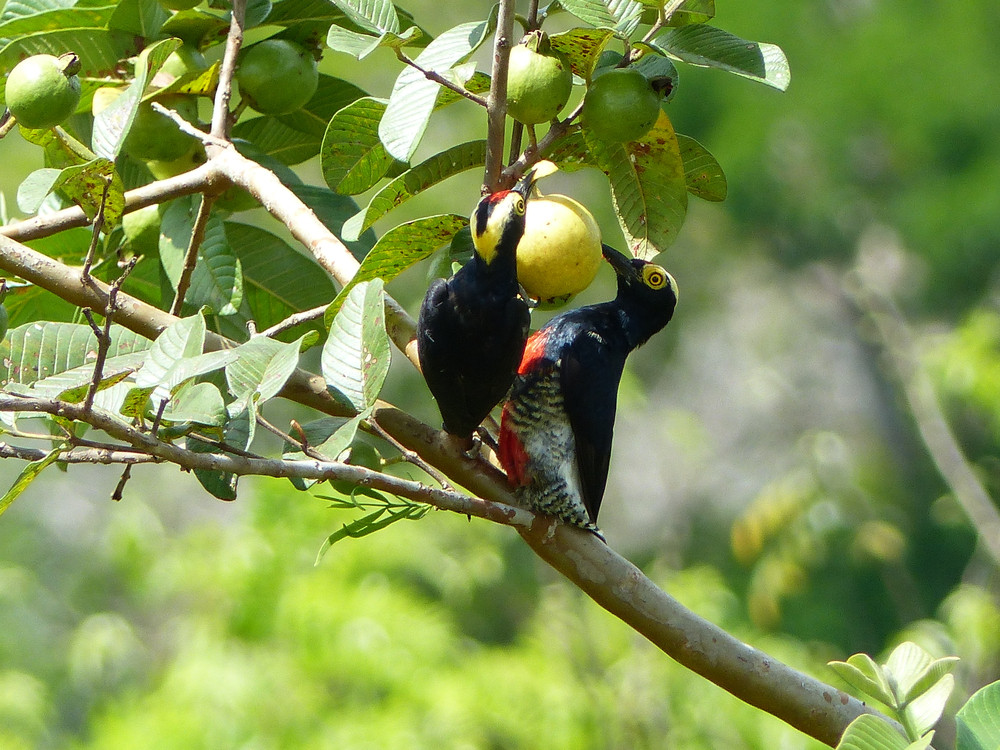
[417,163,550,447]
[498,244,678,532]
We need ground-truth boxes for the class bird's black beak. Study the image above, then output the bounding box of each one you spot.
[602,244,639,280]
[511,159,558,198]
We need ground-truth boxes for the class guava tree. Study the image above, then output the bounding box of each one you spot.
[0,0,900,744]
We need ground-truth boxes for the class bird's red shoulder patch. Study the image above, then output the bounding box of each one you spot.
[517,328,551,375]
[498,403,529,487]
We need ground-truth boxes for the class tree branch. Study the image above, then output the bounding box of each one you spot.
[483,0,518,192]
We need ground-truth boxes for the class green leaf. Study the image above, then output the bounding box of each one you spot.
[16,159,124,225]
[557,0,643,35]
[108,0,169,37]
[321,97,395,195]
[287,184,376,260]
[663,0,715,26]
[341,140,486,240]
[585,113,688,259]
[225,334,305,415]
[160,380,226,426]
[550,27,615,79]
[220,222,340,337]
[956,680,1000,750]
[677,134,727,201]
[0,6,114,39]
[653,24,790,91]
[331,0,398,34]
[188,408,253,501]
[0,322,151,388]
[836,715,910,750]
[0,28,140,81]
[159,198,243,316]
[379,20,492,161]
[322,279,390,411]
[133,313,239,404]
[886,642,934,701]
[326,22,420,60]
[316,500,427,559]
[230,116,321,166]
[903,675,954,739]
[91,37,182,159]
[325,214,468,323]
[0,445,65,518]
[903,656,961,705]
[829,653,895,708]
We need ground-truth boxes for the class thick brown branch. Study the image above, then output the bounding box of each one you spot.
[483,0,518,192]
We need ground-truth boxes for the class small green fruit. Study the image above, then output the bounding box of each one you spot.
[122,204,164,256]
[123,95,199,162]
[160,45,208,80]
[582,68,661,143]
[237,40,318,115]
[516,193,602,304]
[5,53,82,129]
[506,32,573,125]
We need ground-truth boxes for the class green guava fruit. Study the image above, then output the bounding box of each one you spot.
[582,67,661,143]
[506,32,573,125]
[236,40,319,115]
[5,53,82,129]
[123,95,199,162]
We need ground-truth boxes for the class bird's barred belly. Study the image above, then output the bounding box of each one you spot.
[505,373,595,530]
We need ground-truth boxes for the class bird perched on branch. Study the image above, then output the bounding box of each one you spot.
[498,244,678,532]
[417,162,554,449]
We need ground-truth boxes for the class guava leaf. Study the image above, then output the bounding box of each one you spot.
[189,408,253,501]
[0,28,140,81]
[325,214,468,323]
[652,24,790,91]
[677,134,727,201]
[0,6,114,40]
[330,0,398,33]
[885,642,934,700]
[231,116,321,166]
[835,715,910,750]
[341,140,486,240]
[225,334,306,415]
[663,0,715,26]
[160,380,226,426]
[91,36,182,159]
[829,653,895,708]
[585,111,688,259]
[557,0,643,35]
[322,279,390,412]
[287,184,376,260]
[956,680,1000,750]
[321,97,395,195]
[0,445,65,519]
[379,19,492,161]
[327,22,421,60]
[220,221,340,335]
[903,675,954,739]
[108,0,169,37]
[16,159,124,226]
[133,313,239,406]
[159,197,243,316]
[550,27,615,78]
[0,322,151,388]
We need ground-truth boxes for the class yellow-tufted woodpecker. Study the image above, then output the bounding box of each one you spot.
[498,244,678,532]
[416,164,549,447]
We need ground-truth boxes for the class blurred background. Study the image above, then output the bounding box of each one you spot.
[2,0,999,747]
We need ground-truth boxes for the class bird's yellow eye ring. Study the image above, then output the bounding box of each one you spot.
[513,195,525,215]
[641,264,669,290]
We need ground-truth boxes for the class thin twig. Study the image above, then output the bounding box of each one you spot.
[368,415,455,491]
[212,0,245,139]
[0,441,159,465]
[169,194,217,316]
[256,304,328,338]
[256,412,327,462]
[185,431,266,460]
[82,256,137,413]
[394,49,488,107]
[81,174,113,279]
[150,101,228,149]
[111,465,132,501]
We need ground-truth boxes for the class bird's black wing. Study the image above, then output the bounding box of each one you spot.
[558,328,627,525]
